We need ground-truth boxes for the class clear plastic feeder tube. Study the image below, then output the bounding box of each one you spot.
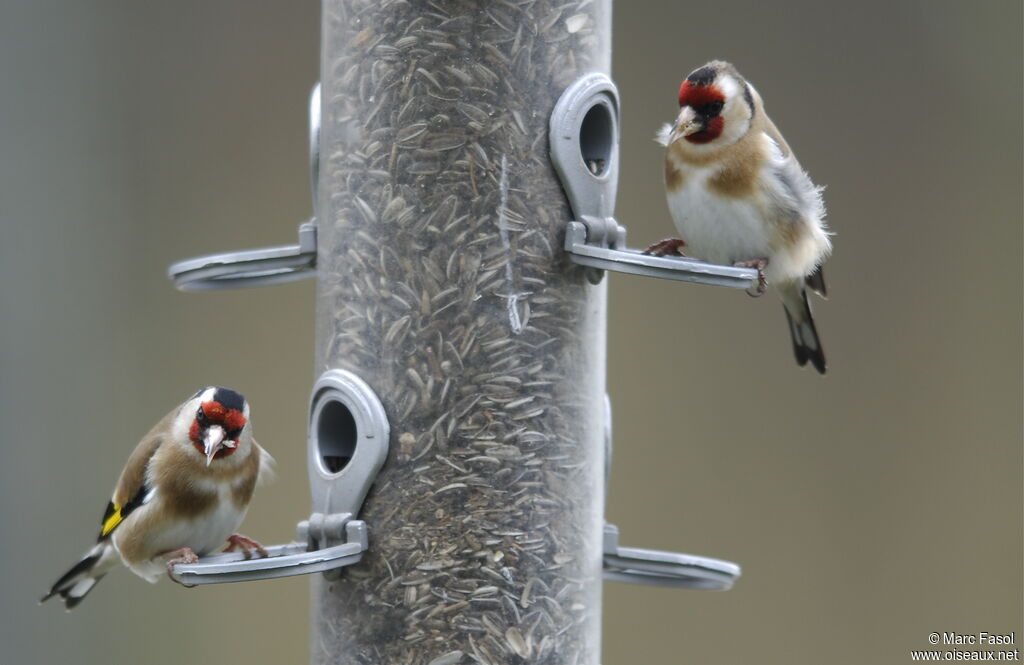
[311,1,611,662]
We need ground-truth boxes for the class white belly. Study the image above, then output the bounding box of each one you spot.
[666,171,774,266]
[157,489,246,556]
[117,486,247,583]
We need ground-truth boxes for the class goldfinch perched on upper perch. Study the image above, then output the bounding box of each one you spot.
[41,387,273,609]
[646,60,832,373]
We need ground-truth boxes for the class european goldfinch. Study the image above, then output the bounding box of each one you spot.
[647,60,832,373]
[41,387,273,609]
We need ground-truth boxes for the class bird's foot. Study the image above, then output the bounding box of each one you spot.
[643,237,687,257]
[734,258,768,296]
[224,533,268,560]
[163,547,199,587]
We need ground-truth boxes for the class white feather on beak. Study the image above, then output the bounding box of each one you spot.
[672,105,701,140]
[203,425,226,466]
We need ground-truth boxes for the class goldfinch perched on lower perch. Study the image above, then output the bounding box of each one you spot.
[646,60,832,373]
[41,387,274,609]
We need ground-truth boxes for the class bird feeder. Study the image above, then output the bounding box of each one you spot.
[167,1,743,661]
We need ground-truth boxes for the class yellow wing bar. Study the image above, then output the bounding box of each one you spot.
[100,502,123,538]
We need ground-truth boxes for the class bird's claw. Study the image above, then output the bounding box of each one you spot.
[643,237,688,257]
[734,258,768,296]
[224,533,268,560]
[164,547,199,587]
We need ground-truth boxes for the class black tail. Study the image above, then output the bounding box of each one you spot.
[783,286,826,374]
[41,543,116,610]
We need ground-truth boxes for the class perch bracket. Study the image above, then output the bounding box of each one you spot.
[600,396,741,590]
[602,523,741,590]
[167,83,322,291]
[169,515,368,586]
[167,220,317,291]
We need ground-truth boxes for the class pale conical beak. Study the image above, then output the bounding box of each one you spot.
[671,106,702,141]
[203,425,226,466]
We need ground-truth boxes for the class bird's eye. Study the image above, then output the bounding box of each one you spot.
[196,408,208,425]
[701,101,724,117]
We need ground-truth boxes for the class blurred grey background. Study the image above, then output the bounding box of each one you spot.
[1,1,1019,664]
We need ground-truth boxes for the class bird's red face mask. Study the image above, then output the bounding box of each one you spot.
[673,80,726,144]
[189,401,247,465]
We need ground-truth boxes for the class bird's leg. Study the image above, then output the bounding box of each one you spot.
[163,547,199,586]
[224,533,269,560]
[643,237,687,257]
[734,257,768,296]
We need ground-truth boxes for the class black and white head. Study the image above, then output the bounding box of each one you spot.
[661,60,759,149]
[175,386,251,466]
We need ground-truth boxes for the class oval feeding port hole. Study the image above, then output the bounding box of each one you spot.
[579,101,614,176]
[317,399,357,474]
